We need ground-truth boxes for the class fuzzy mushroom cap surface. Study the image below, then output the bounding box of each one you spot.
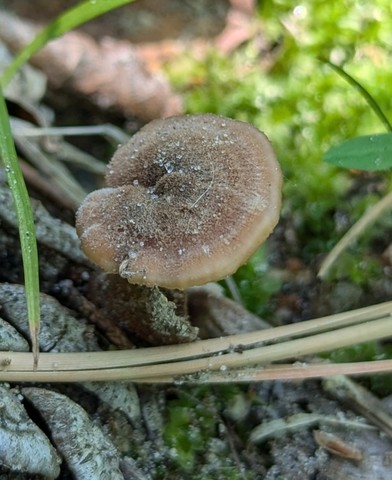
[76,114,282,289]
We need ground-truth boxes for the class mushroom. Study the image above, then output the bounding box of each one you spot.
[76,114,282,290]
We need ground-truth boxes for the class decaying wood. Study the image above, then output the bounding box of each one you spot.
[188,283,269,337]
[0,10,183,122]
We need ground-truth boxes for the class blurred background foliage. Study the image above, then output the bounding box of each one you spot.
[166,0,392,316]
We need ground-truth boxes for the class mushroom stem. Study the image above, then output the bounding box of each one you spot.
[87,273,198,345]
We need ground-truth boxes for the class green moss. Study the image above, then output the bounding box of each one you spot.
[325,251,383,284]
[162,386,247,476]
[327,342,392,396]
[328,341,381,364]
[229,246,282,317]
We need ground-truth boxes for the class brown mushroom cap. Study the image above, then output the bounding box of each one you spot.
[76,114,282,289]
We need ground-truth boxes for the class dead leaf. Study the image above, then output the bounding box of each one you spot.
[314,429,363,460]
[0,174,87,264]
[187,283,269,337]
[0,316,29,352]
[0,384,61,478]
[0,283,98,352]
[22,387,124,479]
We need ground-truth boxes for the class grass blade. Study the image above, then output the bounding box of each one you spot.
[0,86,40,365]
[0,0,135,87]
[325,60,392,133]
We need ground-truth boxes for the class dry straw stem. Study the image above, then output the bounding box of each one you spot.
[1,300,392,383]
[324,375,392,439]
[318,190,392,278]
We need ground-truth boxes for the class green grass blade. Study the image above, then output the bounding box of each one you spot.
[0,0,135,87]
[0,86,40,365]
[325,60,392,133]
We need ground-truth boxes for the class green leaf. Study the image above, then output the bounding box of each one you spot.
[0,0,135,87]
[0,86,40,365]
[324,133,392,171]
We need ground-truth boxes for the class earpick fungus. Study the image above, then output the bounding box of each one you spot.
[76,114,282,290]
